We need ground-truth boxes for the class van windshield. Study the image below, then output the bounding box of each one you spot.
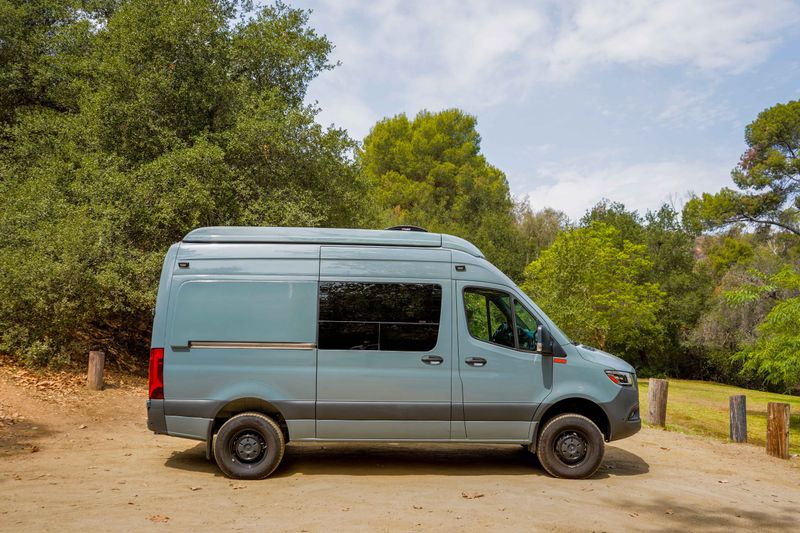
[518,291,572,345]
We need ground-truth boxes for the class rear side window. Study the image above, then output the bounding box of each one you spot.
[318,282,442,351]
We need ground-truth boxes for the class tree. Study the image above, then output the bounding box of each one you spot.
[0,0,106,124]
[522,223,664,360]
[726,265,800,392]
[641,205,712,374]
[514,202,570,266]
[0,0,367,367]
[358,109,524,279]
[580,201,712,372]
[684,100,800,235]
[581,200,644,244]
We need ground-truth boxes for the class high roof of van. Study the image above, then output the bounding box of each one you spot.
[183,227,485,258]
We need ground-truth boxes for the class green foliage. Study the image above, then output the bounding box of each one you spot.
[683,100,800,235]
[0,0,367,367]
[731,265,800,392]
[575,201,712,372]
[514,202,571,266]
[0,0,106,123]
[706,235,755,278]
[522,223,665,359]
[687,230,798,388]
[581,200,645,244]
[358,109,524,279]
[641,205,713,373]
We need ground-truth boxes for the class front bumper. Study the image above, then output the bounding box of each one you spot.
[602,385,641,441]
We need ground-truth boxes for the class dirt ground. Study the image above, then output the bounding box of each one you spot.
[1,369,799,532]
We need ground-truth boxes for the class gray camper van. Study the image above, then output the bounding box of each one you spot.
[147,227,640,479]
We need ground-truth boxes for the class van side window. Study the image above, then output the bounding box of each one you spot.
[463,288,515,348]
[318,282,442,351]
[514,300,541,352]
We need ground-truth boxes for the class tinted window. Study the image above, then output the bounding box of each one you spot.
[463,288,515,348]
[318,282,441,351]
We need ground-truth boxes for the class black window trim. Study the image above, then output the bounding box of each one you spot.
[462,285,542,354]
[316,280,444,352]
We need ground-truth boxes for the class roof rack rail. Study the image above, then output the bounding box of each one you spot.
[384,225,428,232]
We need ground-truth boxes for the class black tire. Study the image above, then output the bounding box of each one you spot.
[536,413,604,479]
[213,412,285,480]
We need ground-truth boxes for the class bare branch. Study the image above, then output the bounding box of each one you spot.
[736,213,800,236]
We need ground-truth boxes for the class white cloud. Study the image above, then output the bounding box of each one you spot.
[545,0,795,77]
[526,160,730,220]
[305,0,800,138]
[297,0,798,219]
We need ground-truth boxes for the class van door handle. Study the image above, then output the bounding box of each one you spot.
[421,355,444,365]
[465,357,487,367]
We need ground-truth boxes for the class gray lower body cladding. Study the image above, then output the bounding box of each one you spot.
[600,386,641,441]
[146,399,168,434]
[149,399,540,442]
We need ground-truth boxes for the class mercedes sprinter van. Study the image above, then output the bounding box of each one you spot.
[147,227,640,479]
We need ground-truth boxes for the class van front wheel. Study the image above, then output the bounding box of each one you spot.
[213,412,285,479]
[536,413,604,479]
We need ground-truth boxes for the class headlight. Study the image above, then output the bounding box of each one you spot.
[605,370,634,387]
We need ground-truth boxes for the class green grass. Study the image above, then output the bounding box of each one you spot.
[639,379,800,455]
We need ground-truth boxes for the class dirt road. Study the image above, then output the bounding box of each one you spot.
[1,369,799,532]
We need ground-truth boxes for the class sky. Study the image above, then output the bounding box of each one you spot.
[291,0,800,220]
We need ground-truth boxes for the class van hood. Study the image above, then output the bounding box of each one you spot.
[573,344,635,373]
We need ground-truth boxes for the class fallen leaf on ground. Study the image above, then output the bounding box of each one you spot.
[461,491,484,499]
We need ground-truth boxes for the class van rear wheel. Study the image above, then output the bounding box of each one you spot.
[536,413,604,479]
[213,412,285,479]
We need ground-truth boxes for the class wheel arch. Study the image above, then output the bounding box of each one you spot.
[211,398,289,441]
[531,397,610,452]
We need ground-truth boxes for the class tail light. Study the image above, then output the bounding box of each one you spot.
[149,347,164,399]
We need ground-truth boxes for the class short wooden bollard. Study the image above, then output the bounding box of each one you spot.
[647,378,668,427]
[766,402,790,459]
[87,350,105,391]
[729,395,747,443]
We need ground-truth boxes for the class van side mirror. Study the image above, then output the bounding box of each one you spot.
[536,325,554,355]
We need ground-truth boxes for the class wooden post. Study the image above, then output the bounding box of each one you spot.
[729,395,747,443]
[87,350,105,391]
[647,378,668,427]
[766,402,790,459]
